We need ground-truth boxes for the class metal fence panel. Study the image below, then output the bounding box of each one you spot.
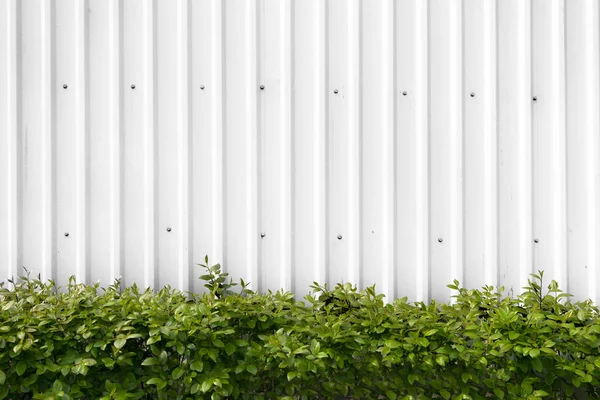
[2,0,600,303]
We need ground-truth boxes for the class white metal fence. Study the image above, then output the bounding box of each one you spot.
[2,0,600,303]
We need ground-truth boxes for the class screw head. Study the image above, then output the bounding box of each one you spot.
[333,89,339,94]
[438,237,443,243]
[260,232,266,238]
[200,85,205,90]
[402,91,407,96]
[337,234,342,240]
[470,92,475,98]
[260,85,265,90]
[533,96,537,102]
[166,227,172,232]
[64,232,69,237]
[131,84,136,89]
[534,238,539,243]
[63,84,68,89]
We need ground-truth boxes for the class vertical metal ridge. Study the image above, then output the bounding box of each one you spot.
[75,0,90,283]
[211,0,224,266]
[279,0,293,292]
[109,0,123,284]
[178,0,192,292]
[450,0,464,289]
[416,0,430,302]
[7,0,22,281]
[144,0,157,288]
[585,0,600,299]
[552,0,568,287]
[484,0,499,287]
[257,0,265,293]
[314,0,328,285]
[520,0,533,290]
[347,0,361,287]
[245,0,259,289]
[381,0,396,300]
[41,0,56,282]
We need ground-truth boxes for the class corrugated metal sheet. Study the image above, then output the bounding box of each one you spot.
[2,0,600,303]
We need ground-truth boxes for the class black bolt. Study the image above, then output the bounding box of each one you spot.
[333,89,339,94]
[438,237,443,243]
[200,85,205,90]
[63,84,68,89]
[166,227,172,232]
[260,85,265,90]
[533,96,537,102]
[470,92,475,98]
[260,233,266,238]
[337,234,342,240]
[131,84,136,89]
[64,232,69,237]
[534,238,539,243]
[402,91,407,96]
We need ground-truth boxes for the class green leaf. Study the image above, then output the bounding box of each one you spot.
[146,378,167,390]
[540,347,555,355]
[493,388,505,399]
[0,370,5,385]
[461,373,470,384]
[141,357,159,366]
[287,371,296,381]
[246,364,258,375]
[190,383,200,394]
[146,335,161,345]
[16,361,27,376]
[521,381,533,395]
[172,367,184,380]
[439,389,451,399]
[225,343,236,356]
[508,331,520,340]
[114,338,127,349]
[53,380,63,392]
[532,390,549,397]
[386,390,397,400]
[529,348,540,358]
[531,358,543,372]
[82,358,97,367]
[408,374,418,385]
[201,380,213,393]
[190,360,203,372]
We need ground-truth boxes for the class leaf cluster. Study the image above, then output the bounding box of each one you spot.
[1,266,599,399]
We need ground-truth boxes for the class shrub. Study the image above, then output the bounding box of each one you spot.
[1,263,599,399]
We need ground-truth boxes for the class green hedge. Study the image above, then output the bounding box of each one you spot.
[1,260,600,399]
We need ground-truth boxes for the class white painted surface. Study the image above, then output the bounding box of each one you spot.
[2,0,600,303]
